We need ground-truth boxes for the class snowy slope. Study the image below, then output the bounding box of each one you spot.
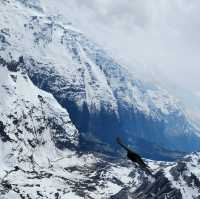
[0,64,149,199]
[1,0,200,159]
[0,62,141,198]
[0,0,183,117]
[0,19,200,199]
[0,1,200,198]
[0,63,199,199]
[114,152,200,199]
[0,62,78,167]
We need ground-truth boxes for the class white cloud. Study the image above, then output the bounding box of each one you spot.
[46,0,200,92]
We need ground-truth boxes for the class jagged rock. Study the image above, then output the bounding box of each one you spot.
[0,121,12,142]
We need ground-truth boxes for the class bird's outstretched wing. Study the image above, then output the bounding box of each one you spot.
[116,137,151,174]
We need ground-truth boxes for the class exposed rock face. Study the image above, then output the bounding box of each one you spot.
[112,171,182,199]
[111,153,200,199]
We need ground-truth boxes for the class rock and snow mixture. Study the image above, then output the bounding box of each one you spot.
[1,0,200,155]
[0,0,200,198]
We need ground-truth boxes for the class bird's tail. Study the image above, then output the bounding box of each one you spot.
[140,162,153,176]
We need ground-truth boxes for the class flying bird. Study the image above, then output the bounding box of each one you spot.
[116,137,151,174]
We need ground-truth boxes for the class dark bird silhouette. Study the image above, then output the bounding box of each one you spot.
[116,137,151,174]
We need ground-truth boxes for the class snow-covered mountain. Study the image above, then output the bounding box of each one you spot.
[0,0,200,198]
[113,152,200,199]
[1,0,200,160]
[0,62,200,198]
[0,62,133,198]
